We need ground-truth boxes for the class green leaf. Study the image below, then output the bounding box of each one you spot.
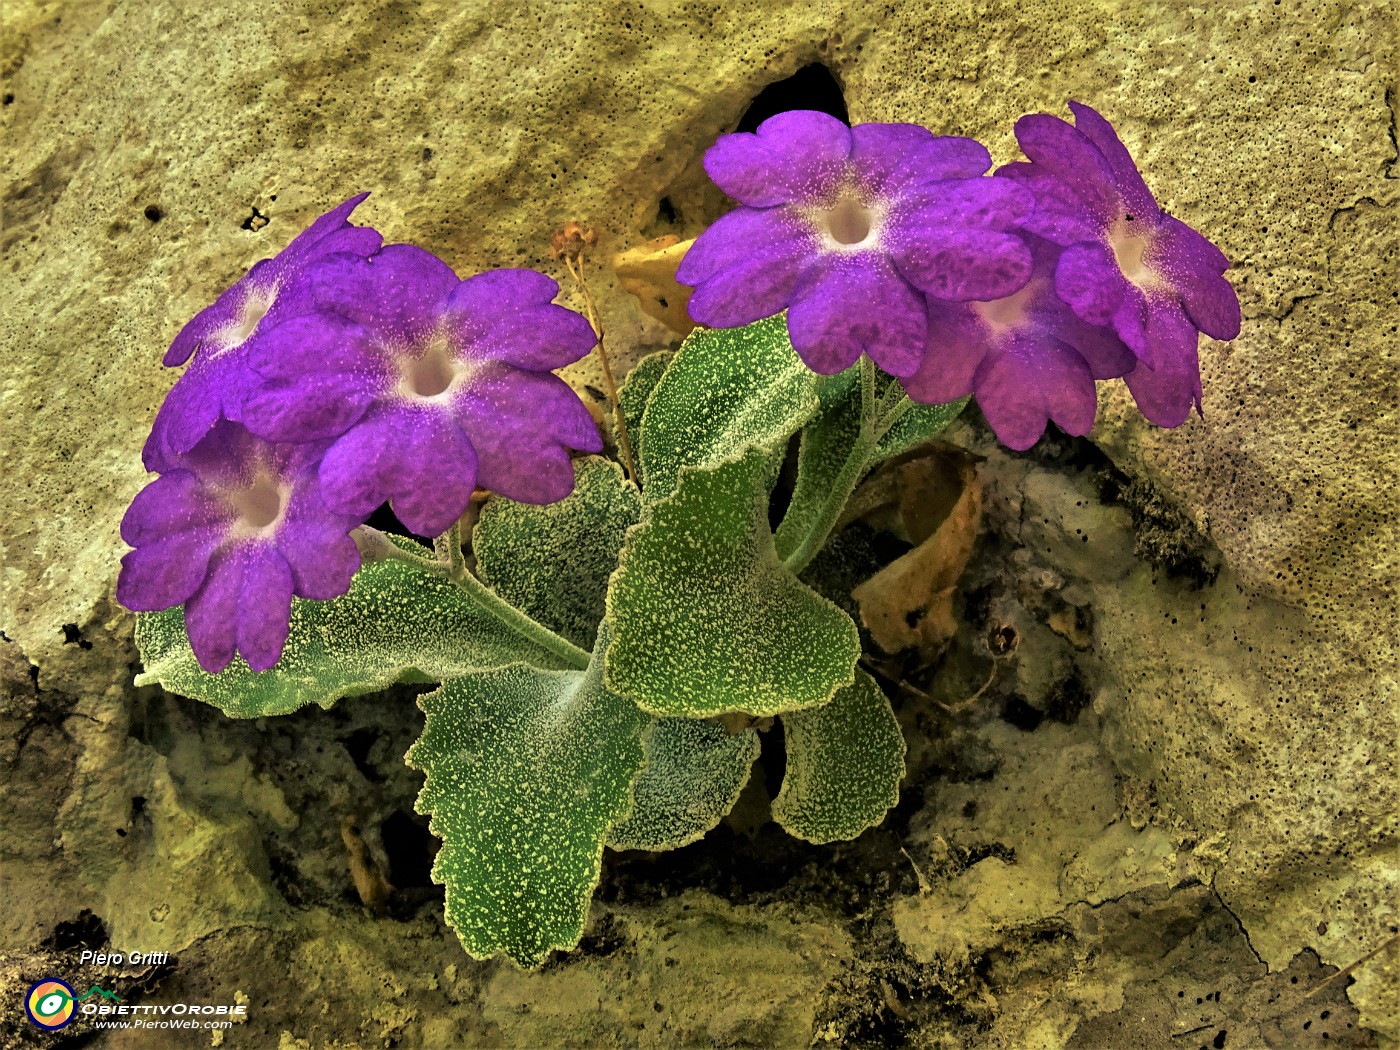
[408,626,646,967]
[636,314,820,502]
[772,669,906,844]
[606,447,859,718]
[614,349,673,474]
[133,536,568,718]
[475,457,640,650]
[607,719,761,852]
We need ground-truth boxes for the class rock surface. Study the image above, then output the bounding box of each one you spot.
[2,0,1395,1044]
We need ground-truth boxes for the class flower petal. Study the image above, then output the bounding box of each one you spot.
[164,296,238,367]
[893,177,1034,231]
[1154,217,1240,340]
[120,471,229,547]
[1012,113,1120,222]
[901,300,989,404]
[116,531,221,612]
[995,162,1104,244]
[682,217,814,328]
[703,110,852,208]
[445,269,597,370]
[676,207,817,286]
[974,336,1098,450]
[237,370,377,443]
[1066,102,1158,220]
[183,549,242,673]
[891,226,1032,302]
[1155,213,1230,277]
[453,368,601,504]
[850,124,990,196]
[1054,241,1128,327]
[319,405,480,537]
[1176,270,1241,341]
[308,244,458,335]
[284,192,373,257]
[1117,294,1198,374]
[235,545,296,672]
[143,355,259,469]
[276,525,361,601]
[785,252,927,376]
[1123,350,1203,429]
[244,313,384,381]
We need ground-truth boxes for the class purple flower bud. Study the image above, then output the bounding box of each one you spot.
[676,111,1036,378]
[143,194,383,470]
[235,249,603,538]
[118,422,362,673]
[997,102,1241,427]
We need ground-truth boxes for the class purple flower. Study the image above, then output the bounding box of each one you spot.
[997,102,1241,427]
[235,248,603,537]
[143,194,383,470]
[676,110,1036,377]
[903,237,1136,450]
[118,422,363,673]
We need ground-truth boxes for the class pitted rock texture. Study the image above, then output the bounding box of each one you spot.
[2,0,1396,1042]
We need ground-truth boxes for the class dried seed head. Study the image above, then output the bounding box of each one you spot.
[550,221,597,260]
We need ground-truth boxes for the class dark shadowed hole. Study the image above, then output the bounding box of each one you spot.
[381,810,435,889]
[61,623,93,650]
[1000,694,1044,732]
[343,728,385,783]
[736,63,849,132]
[759,717,787,800]
[364,502,433,545]
[144,205,163,223]
[44,910,109,952]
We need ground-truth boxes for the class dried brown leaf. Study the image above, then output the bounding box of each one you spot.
[851,449,982,654]
[612,235,696,336]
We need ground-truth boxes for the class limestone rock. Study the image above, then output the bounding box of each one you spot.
[2,0,1396,1040]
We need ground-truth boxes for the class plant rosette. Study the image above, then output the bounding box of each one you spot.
[124,102,1238,966]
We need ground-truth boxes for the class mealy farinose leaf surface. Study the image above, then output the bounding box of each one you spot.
[772,669,906,844]
[606,446,860,718]
[408,625,646,968]
[475,457,640,650]
[614,349,673,480]
[133,536,567,718]
[774,370,967,563]
[873,395,969,463]
[636,313,820,502]
[607,718,761,852]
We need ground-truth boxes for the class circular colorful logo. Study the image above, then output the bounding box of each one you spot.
[25,979,76,1030]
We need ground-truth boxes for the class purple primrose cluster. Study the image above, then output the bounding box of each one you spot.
[120,195,602,672]
[119,100,1239,674]
[679,102,1240,448]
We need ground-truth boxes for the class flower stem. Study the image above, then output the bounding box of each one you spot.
[563,247,638,485]
[781,356,879,576]
[873,391,915,442]
[355,524,591,669]
[435,523,592,670]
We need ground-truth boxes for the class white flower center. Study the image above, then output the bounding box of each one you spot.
[806,189,885,253]
[225,470,288,537]
[974,280,1037,334]
[395,332,467,402]
[826,196,873,245]
[1108,218,1167,293]
[210,285,277,355]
